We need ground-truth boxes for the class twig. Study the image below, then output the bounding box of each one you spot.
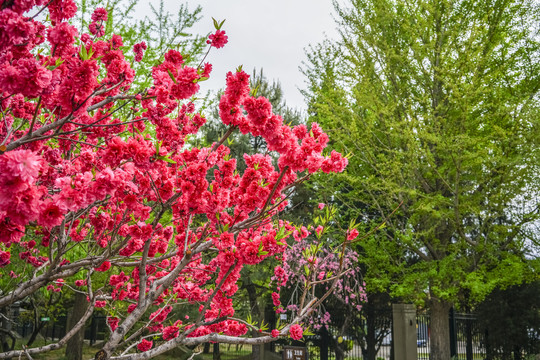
[187,349,203,360]
[261,166,289,213]
[28,96,42,136]
[211,126,236,152]
[31,0,55,19]
[348,200,404,244]
[23,346,33,360]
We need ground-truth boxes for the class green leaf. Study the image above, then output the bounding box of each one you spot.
[47,58,65,70]
[154,140,162,155]
[212,17,220,30]
[79,45,88,60]
[167,69,177,84]
[251,83,261,97]
[156,155,176,164]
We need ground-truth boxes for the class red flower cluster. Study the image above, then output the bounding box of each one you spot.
[107,317,119,331]
[0,1,350,356]
[137,339,152,352]
[133,41,147,62]
[0,251,10,267]
[89,7,107,37]
[289,324,303,340]
[207,30,228,48]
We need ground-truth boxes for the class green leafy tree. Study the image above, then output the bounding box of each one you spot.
[302,1,540,359]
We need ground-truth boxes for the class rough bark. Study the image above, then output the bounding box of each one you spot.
[429,298,452,360]
[65,292,89,360]
[0,308,14,357]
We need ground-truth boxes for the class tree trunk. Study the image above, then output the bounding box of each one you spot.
[0,307,14,353]
[320,326,329,360]
[26,321,45,347]
[245,282,262,360]
[65,292,89,360]
[251,330,261,360]
[332,336,345,360]
[365,303,377,360]
[429,298,452,360]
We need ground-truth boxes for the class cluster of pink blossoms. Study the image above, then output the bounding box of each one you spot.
[89,7,107,37]
[0,0,350,356]
[273,227,366,330]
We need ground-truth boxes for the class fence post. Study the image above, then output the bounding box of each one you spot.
[213,342,221,360]
[449,308,457,358]
[465,316,473,360]
[392,304,417,360]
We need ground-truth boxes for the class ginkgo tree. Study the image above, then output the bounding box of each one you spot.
[302,0,540,359]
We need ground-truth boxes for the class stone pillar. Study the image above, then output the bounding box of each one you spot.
[392,304,417,360]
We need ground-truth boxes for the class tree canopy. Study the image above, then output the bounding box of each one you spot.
[302,0,540,359]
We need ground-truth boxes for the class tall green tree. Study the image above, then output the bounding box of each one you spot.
[302,1,540,359]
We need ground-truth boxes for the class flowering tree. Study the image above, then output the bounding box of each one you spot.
[273,205,366,360]
[274,205,365,326]
[0,1,351,359]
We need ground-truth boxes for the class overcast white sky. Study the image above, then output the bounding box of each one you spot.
[141,0,339,112]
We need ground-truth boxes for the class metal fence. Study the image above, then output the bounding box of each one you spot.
[272,310,490,360]
[417,311,486,360]
[7,303,538,360]
[271,310,393,360]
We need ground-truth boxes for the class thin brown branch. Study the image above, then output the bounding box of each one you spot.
[28,96,42,136]
[211,126,237,152]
